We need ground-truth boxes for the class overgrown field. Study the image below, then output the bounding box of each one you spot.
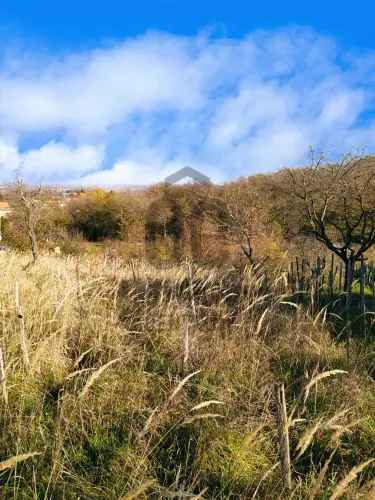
[0,253,374,499]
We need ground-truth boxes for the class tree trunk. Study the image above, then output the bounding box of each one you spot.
[344,257,354,295]
[28,225,39,264]
[359,255,366,337]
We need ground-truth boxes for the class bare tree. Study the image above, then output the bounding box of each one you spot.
[210,178,265,264]
[279,152,375,295]
[13,180,42,264]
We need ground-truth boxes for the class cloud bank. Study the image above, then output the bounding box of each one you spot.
[1,27,375,185]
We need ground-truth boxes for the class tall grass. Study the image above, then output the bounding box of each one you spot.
[0,253,373,498]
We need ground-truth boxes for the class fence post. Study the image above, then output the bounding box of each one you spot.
[295,257,300,296]
[316,256,322,308]
[360,256,366,337]
[301,258,306,291]
[345,259,353,362]
[289,261,295,293]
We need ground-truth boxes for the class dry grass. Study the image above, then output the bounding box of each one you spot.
[0,252,373,498]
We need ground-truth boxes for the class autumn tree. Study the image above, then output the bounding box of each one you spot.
[5,182,72,255]
[145,184,211,261]
[68,190,126,241]
[145,197,175,241]
[8,180,45,264]
[209,178,267,264]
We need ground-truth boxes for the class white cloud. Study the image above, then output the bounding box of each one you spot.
[79,157,225,186]
[0,137,20,181]
[0,139,104,183]
[78,159,169,186]
[0,33,206,138]
[21,142,104,183]
[0,27,375,184]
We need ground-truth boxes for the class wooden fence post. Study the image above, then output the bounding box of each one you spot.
[339,263,343,293]
[345,259,353,362]
[295,257,300,297]
[360,256,366,337]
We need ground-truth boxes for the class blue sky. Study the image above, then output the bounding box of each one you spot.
[1,1,375,185]
[2,1,375,50]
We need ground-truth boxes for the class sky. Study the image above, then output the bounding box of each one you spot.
[1,1,375,185]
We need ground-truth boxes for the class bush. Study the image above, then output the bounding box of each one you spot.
[68,189,145,244]
[68,190,124,241]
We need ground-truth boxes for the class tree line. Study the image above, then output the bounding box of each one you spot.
[3,153,375,293]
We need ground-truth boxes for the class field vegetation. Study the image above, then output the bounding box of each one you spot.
[0,154,374,499]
